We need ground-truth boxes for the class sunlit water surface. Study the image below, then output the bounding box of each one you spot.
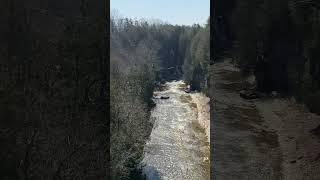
[142,80,210,180]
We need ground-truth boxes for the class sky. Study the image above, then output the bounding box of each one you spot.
[110,0,210,26]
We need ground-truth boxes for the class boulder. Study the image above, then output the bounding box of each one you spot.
[270,91,278,98]
[160,96,169,99]
[184,85,191,93]
[255,91,267,98]
[246,75,256,86]
[240,90,258,99]
[155,82,161,86]
[310,125,320,138]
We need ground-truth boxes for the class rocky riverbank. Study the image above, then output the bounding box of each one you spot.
[191,93,210,143]
[210,58,320,179]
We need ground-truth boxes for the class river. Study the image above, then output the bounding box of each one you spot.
[142,80,210,180]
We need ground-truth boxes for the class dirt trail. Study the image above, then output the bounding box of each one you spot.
[210,58,320,179]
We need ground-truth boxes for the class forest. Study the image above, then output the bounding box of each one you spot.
[0,1,108,179]
[213,0,320,114]
[110,12,210,179]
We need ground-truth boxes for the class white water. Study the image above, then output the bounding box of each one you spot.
[142,80,210,180]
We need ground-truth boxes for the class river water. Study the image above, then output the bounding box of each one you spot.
[142,80,210,180]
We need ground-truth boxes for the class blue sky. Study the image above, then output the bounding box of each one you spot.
[110,0,210,26]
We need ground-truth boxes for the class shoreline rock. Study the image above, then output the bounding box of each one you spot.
[191,93,210,142]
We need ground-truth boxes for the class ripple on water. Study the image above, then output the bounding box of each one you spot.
[142,81,210,180]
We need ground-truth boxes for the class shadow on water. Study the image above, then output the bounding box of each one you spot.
[143,165,162,180]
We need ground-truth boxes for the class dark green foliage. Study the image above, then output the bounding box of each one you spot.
[217,0,320,113]
[190,63,206,91]
[0,1,108,179]
[182,21,210,91]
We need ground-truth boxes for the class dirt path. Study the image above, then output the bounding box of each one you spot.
[209,58,320,179]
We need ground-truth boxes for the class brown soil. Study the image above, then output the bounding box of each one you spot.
[210,58,320,179]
